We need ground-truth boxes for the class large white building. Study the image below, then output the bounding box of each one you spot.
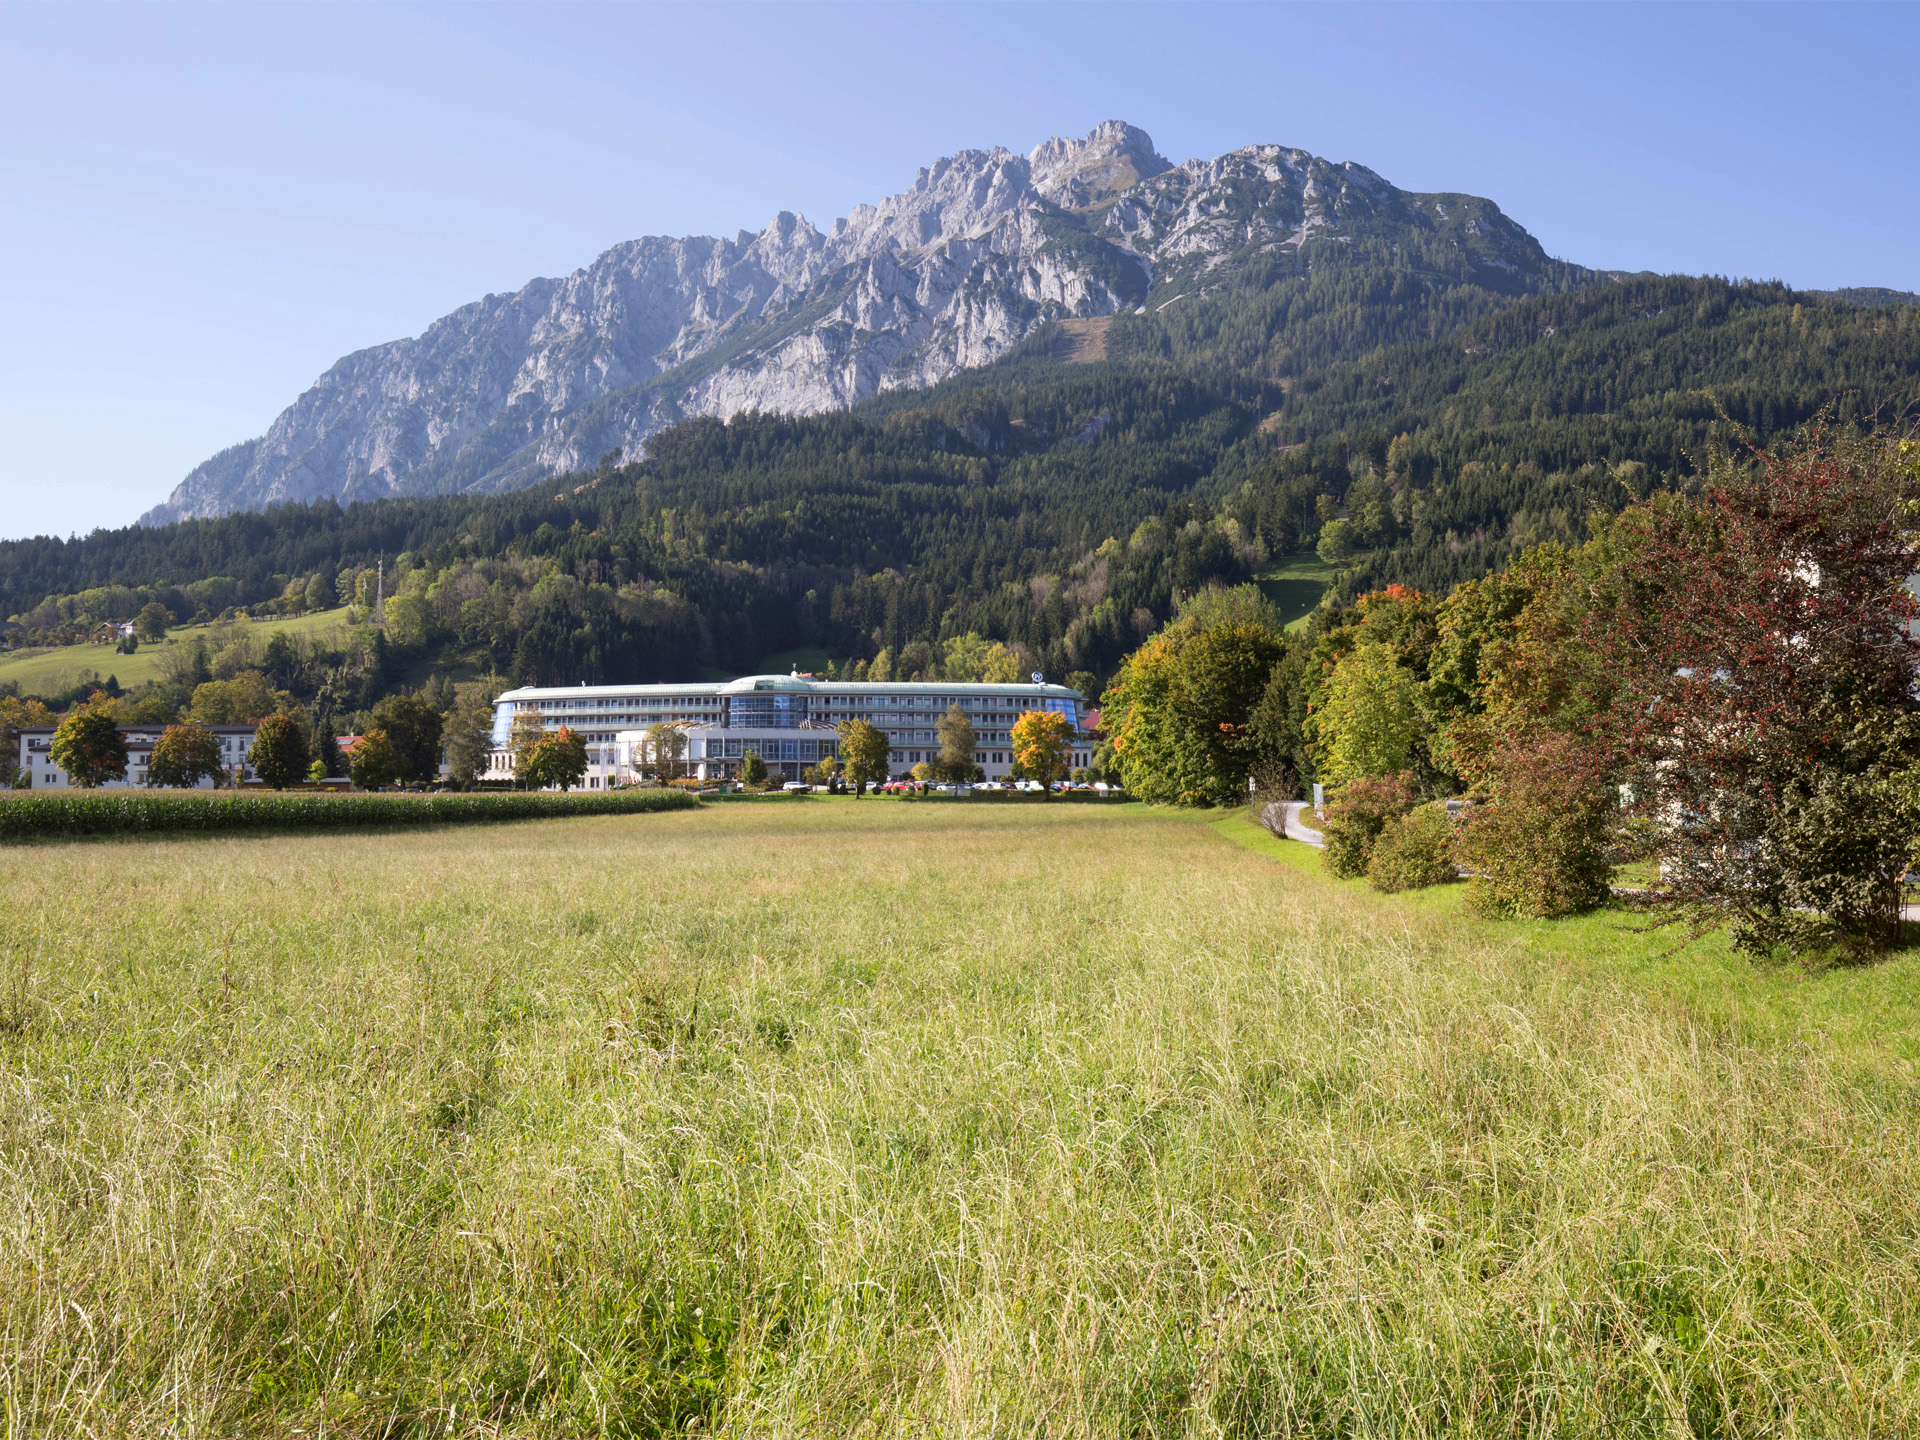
[484,674,1094,786]
[16,724,261,788]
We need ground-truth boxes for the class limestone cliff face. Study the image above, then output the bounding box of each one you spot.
[145,122,1558,522]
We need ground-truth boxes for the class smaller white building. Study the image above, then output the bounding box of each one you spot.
[16,724,261,788]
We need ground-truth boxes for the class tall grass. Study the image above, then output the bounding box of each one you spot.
[1,801,1917,1435]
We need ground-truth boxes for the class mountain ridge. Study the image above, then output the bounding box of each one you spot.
[144,121,1588,525]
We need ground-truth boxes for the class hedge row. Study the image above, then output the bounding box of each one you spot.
[0,787,701,841]
[892,790,1130,803]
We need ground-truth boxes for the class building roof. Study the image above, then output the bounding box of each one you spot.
[18,723,259,737]
[497,675,1084,701]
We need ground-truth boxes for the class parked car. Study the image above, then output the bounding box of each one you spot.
[781,780,810,793]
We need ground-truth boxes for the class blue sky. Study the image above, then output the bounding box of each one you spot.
[3,0,1916,542]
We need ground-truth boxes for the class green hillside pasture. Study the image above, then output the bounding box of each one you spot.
[0,607,356,696]
[3,802,1918,1434]
[1255,553,1339,632]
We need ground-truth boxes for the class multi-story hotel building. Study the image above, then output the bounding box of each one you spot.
[483,674,1094,786]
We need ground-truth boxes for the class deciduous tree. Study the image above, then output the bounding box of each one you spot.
[248,713,310,789]
[147,722,224,788]
[1321,771,1414,879]
[1585,425,1920,957]
[517,726,588,792]
[50,707,127,788]
[1313,641,1422,784]
[738,748,769,788]
[348,729,407,790]
[1456,732,1615,918]
[371,693,445,784]
[134,602,172,643]
[836,719,891,793]
[0,695,56,786]
[1010,709,1074,791]
[644,722,688,783]
[1104,618,1287,805]
[189,671,279,725]
[935,703,977,781]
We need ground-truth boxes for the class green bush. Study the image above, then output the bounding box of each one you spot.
[0,787,698,842]
[1321,772,1415,879]
[1366,802,1459,893]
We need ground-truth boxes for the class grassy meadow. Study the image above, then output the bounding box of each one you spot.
[0,608,355,696]
[3,799,1919,1436]
[1252,556,1338,633]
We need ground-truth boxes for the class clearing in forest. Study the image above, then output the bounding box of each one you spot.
[1051,314,1112,363]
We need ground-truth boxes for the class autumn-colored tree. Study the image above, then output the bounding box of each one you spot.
[1320,772,1415,879]
[49,707,127,788]
[248,713,310,789]
[1456,731,1615,918]
[1585,424,1920,957]
[517,726,588,792]
[0,695,57,785]
[1010,709,1074,790]
[147,722,224,788]
[1428,544,1607,789]
[836,718,891,792]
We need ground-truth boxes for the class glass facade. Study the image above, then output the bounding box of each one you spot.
[728,693,807,728]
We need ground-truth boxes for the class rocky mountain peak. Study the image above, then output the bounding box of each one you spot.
[143,123,1573,526]
[1029,120,1171,208]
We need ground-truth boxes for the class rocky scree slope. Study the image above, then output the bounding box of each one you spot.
[146,121,1576,524]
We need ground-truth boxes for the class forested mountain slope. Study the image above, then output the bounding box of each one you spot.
[7,275,1916,718]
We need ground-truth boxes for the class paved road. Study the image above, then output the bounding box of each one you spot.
[1264,800,1324,848]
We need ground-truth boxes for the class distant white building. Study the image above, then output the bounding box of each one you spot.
[16,724,261,788]
[484,674,1094,787]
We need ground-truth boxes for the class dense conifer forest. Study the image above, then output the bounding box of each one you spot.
[3,267,1915,717]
